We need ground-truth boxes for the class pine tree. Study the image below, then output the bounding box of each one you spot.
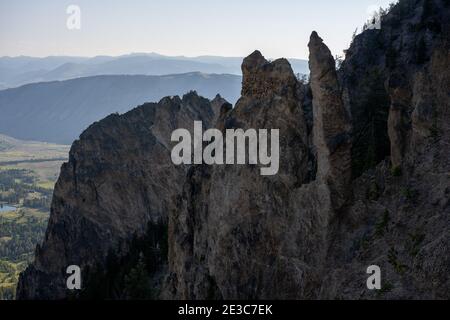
[124,252,153,300]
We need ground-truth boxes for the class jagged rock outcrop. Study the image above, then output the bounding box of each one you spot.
[17,92,221,299]
[164,0,449,299]
[164,51,322,299]
[309,31,352,210]
[18,0,449,300]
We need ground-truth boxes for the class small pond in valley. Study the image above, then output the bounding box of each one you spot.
[0,204,17,212]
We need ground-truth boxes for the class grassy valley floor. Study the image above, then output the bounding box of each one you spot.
[0,135,69,299]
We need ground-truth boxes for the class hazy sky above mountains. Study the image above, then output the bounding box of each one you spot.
[0,0,395,59]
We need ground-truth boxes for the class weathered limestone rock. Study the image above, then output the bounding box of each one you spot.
[165,51,319,299]
[308,31,352,210]
[387,77,412,169]
[241,50,299,99]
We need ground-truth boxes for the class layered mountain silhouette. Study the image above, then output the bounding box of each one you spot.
[0,53,308,89]
[0,73,241,144]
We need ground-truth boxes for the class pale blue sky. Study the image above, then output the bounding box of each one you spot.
[0,0,395,59]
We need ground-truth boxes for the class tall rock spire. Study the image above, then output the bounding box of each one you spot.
[308,31,352,210]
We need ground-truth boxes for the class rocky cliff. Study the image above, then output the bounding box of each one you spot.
[17,92,226,299]
[18,0,449,299]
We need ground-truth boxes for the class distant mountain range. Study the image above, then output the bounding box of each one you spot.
[0,53,308,88]
[0,73,242,144]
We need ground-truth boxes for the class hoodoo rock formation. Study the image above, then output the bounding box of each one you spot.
[165,51,317,299]
[308,31,352,210]
[18,0,449,300]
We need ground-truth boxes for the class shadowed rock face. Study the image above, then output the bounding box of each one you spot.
[316,0,450,299]
[338,30,392,179]
[18,0,449,300]
[383,0,450,170]
[340,0,450,176]
[17,92,220,299]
